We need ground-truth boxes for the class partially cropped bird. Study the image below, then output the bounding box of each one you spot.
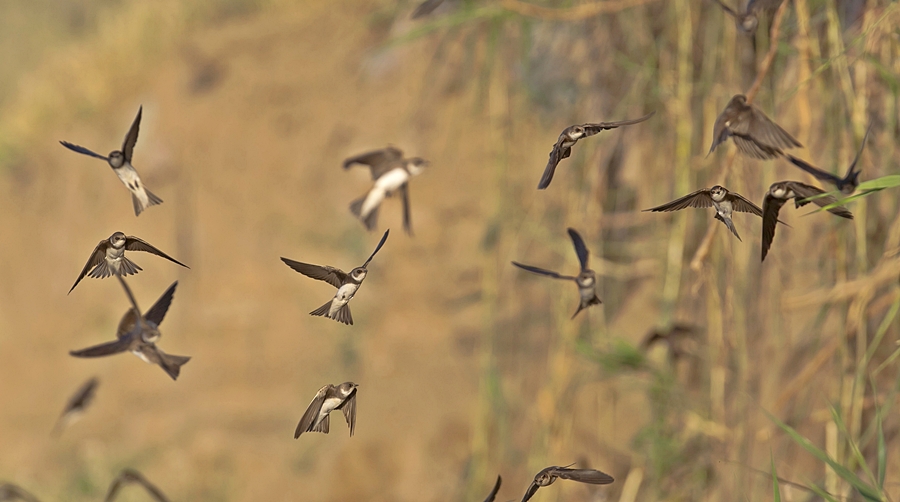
[785,122,873,195]
[708,95,801,159]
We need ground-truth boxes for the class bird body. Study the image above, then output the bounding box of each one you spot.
[709,95,800,159]
[69,232,188,294]
[761,181,853,261]
[643,185,762,241]
[345,147,427,234]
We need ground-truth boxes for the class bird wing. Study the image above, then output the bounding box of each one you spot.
[69,241,108,294]
[537,132,569,189]
[747,105,802,150]
[581,111,655,137]
[400,182,413,236]
[411,0,445,18]
[511,261,577,281]
[294,386,328,438]
[281,259,347,288]
[69,336,134,358]
[554,467,615,484]
[520,481,541,502]
[0,483,42,502]
[728,192,764,216]
[143,281,178,327]
[125,236,189,269]
[784,155,841,185]
[643,188,715,212]
[104,469,170,502]
[567,228,590,271]
[844,122,873,179]
[121,107,142,163]
[62,377,99,414]
[343,147,403,179]
[60,141,109,161]
[336,388,357,437]
[787,182,853,218]
[361,229,390,268]
[731,133,782,159]
[761,193,787,261]
[482,475,502,502]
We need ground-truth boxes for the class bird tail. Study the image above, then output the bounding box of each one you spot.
[571,296,602,319]
[157,350,191,381]
[715,213,742,241]
[332,304,353,325]
[309,301,332,318]
[350,195,380,231]
[311,414,330,434]
[88,257,143,279]
[132,188,163,216]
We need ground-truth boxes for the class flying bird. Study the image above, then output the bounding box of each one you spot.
[70,278,190,380]
[785,122,873,195]
[538,111,654,189]
[708,95,801,159]
[51,377,99,436]
[0,483,41,502]
[69,232,188,294]
[103,469,170,502]
[521,465,614,502]
[482,475,502,502]
[761,181,853,261]
[512,228,602,319]
[294,382,358,438]
[281,229,389,325]
[345,147,428,235]
[643,185,762,241]
[60,106,163,216]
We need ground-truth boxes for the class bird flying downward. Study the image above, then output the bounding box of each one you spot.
[643,185,762,241]
[69,232,188,294]
[538,111,654,189]
[761,181,853,261]
[51,377,99,437]
[103,469,171,502]
[345,147,428,235]
[511,228,602,319]
[294,382,358,438]
[281,229,389,325]
[708,95,801,159]
[69,277,190,380]
[60,106,163,216]
[521,465,614,502]
[785,122,873,195]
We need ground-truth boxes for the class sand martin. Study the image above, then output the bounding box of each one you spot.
[483,475,502,502]
[708,95,801,159]
[0,483,41,502]
[294,382,358,438]
[512,228,602,319]
[641,324,701,364]
[643,185,763,241]
[51,376,98,436]
[761,181,853,261]
[281,229,389,325]
[103,469,170,502]
[786,122,872,195]
[539,112,654,189]
[69,278,190,380]
[60,106,162,216]
[69,232,188,294]
[345,147,428,235]
[712,0,761,32]
[521,465,614,502]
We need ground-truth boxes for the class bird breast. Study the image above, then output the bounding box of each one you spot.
[374,168,410,192]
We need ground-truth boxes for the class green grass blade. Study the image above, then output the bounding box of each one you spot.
[798,174,900,213]
[765,410,885,501]
[877,408,886,490]
[771,454,781,502]
[828,405,878,487]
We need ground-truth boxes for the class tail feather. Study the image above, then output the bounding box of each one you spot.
[311,414,330,434]
[350,196,379,230]
[157,351,191,381]
[332,304,353,325]
[571,295,602,319]
[132,188,163,216]
[309,300,332,318]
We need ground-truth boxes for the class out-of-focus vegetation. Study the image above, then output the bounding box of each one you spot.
[0,0,898,501]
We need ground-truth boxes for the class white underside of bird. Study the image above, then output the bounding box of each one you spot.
[359,168,410,218]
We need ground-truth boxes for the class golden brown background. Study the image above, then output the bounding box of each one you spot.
[1,0,899,500]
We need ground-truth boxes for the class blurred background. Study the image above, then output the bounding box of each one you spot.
[0,0,899,500]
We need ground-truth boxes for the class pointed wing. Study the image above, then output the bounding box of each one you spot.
[124,236,189,268]
[121,106,142,163]
[554,467,615,485]
[482,475,502,502]
[784,155,841,185]
[60,141,109,161]
[411,0,445,18]
[281,258,347,288]
[336,388,357,437]
[69,241,108,294]
[537,133,568,189]
[511,261,577,281]
[761,193,787,261]
[845,122,873,178]
[728,192,763,216]
[731,133,782,159]
[787,182,853,218]
[144,282,178,327]
[643,188,715,212]
[581,111,655,137]
[0,484,41,502]
[746,106,802,150]
[104,469,170,502]
[361,229,390,268]
[294,386,328,438]
[567,228,590,271]
[62,377,99,414]
[70,336,134,358]
[400,183,413,236]
[343,147,403,179]
[521,481,541,502]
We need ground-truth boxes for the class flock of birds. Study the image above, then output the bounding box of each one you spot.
[1,1,879,501]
